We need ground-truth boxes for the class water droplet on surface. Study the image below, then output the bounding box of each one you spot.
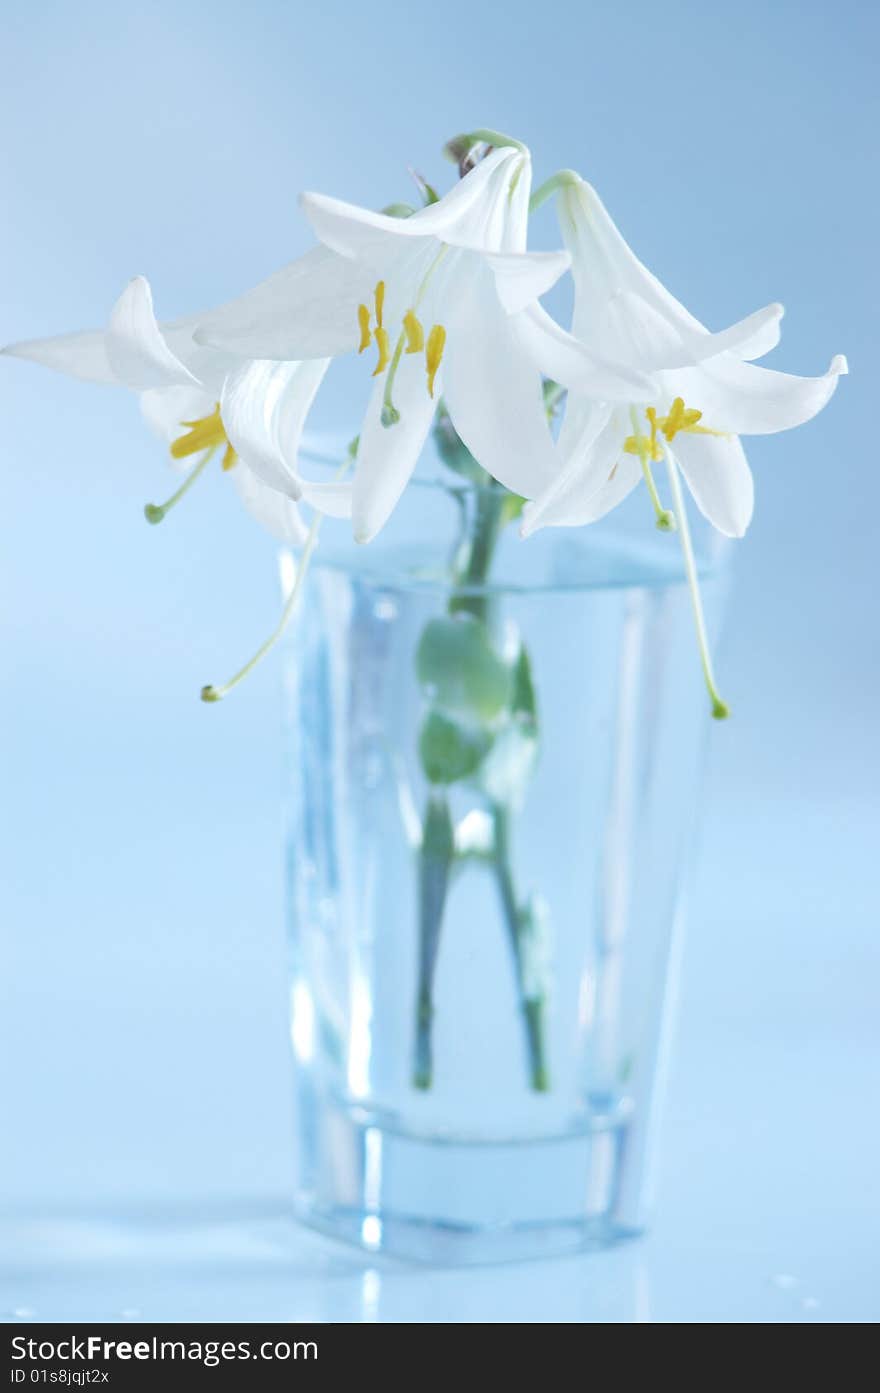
[770,1273,799,1290]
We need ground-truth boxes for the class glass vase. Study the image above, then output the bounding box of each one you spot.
[281,443,730,1264]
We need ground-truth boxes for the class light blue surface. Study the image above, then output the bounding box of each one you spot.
[0,0,877,1321]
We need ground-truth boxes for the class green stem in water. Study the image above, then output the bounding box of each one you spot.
[492,803,550,1092]
[449,483,507,623]
[144,445,217,525]
[413,485,507,1087]
[414,480,551,1093]
[413,795,455,1090]
[664,448,730,720]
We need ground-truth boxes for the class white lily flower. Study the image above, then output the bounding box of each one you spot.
[522,174,847,540]
[2,276,327,542]
[196,142,657,543]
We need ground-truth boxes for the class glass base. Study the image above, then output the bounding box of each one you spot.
[294,1094,645,1265]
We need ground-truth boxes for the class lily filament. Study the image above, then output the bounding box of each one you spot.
[144,406,238,525]
[357,280,446,421]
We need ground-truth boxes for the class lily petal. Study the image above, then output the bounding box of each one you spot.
[522,419,640,532]
[195,245,375,361]
[1,327,117,383]
[715,303,784,363]
[672,432,754,538]
[662,302,785,370]
[300,147,524,260]
[560,178,785,368]
[220,358,329,499]
[105,277,199,390]
[520,403,615,534]
[486,249,571,315]
[511,301,659,402]
[667,352,848,435]
[140,385,216,458]
[442,264,557,497]
[231,462,311,545]
[561,177,710,344]
[299,478,354,519]
[351,349,437,543]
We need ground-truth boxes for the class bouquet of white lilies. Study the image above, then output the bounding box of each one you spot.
[4,126,846,717]
[4,128,848,1097]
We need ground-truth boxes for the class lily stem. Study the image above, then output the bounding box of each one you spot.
[446,128,527,159]
[528,168,582,215]
[492,803,550,1091]
[664,449,730,720]
[413,795,455,1089]
[413,479,550,1092]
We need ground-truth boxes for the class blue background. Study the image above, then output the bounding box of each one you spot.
[1,0,877,1320]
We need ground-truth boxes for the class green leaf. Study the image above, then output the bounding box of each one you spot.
[409,168,440,206]
[419,710,492,785]
[416,615,512,721]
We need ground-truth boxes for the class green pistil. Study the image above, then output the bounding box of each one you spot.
[144,445,217,525]
[200,457,352,703]
[630,408,676,532]
[663,448,731,721]
[381,331,407,428]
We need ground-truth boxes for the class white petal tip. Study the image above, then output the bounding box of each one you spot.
[519,509,539,539]
[830,354,848,376]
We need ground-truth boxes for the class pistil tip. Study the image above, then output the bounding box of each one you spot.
[200,685,223,703]
[711,698,730,720]
[380,403,400,428]
[656,510,676,532]
[144,503,165,525]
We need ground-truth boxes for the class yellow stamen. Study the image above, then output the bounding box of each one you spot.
[425,324,446,398]
[623,432,663,463]
[628,405,675,531]
[170,404,227,460]
[403,309,425,354]
[656,396,724,442]
[374,281,385,330]
[221,443,238,471]
[372,326,391,377]
[357,303,371,353]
